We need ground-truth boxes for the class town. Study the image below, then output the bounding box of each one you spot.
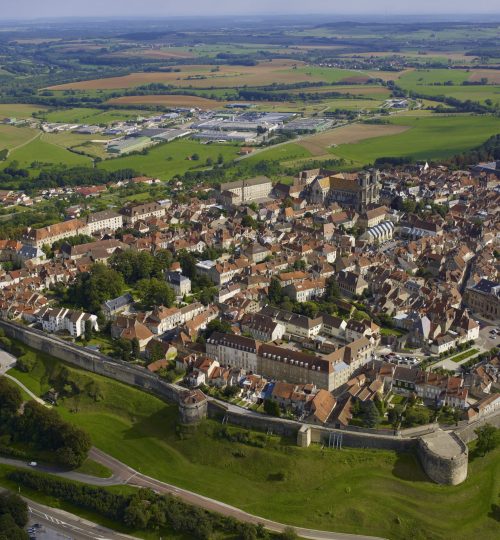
[1,159,498,433]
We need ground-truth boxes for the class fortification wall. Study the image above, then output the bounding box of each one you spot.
[0,320,183,404]
[417,432,468,485]
[455,411,500,443]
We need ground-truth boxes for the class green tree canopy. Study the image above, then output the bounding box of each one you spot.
[137,278,175,310]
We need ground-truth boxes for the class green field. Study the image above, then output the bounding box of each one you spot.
[98,138,241,179]
[40,107,149,124]
[5,132,92,170]
[243,142,312,165]
[331,115,500,166]
[397,69,500,104]
[6,349,500,540]
[0,125,39,151]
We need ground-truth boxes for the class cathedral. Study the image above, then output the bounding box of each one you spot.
[307,170,381,211]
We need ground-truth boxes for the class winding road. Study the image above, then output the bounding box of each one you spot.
[0,448,385,540]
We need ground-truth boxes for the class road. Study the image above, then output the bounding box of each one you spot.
[1,450,385,540]
[0,487,135,540]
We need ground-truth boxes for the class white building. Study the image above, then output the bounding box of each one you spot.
[37,307,98,338]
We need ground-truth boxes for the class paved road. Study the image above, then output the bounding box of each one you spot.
[0,487,134,540]
[1,450,385,540]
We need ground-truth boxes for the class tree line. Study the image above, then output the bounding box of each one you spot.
[7,470,297,540]
[0,376,91,468]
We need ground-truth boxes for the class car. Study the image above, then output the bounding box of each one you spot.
[28,462,37,467]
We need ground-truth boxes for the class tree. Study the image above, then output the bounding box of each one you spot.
[361,400,380,428]
[404,406,430,427]
[137,278,175,309]
[84,320,94,341]
[474,424,498,456]
[0,377,22,422]
[264,399,280,417]
[268,277,283,305]
[388,404,403,428]
[113,338,132,362]
[241,215,257,229]
[68,263,124,313]
[0,493,28,529]
[325,277,340,301]
[0,513,28,540]
[148,341,165,363]
[280,527,299,540]
[131,338,141,359]
[205,319,233,338]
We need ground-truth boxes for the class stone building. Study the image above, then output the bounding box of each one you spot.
[308,170,381,211]
[218,176,273,205]
[463,279,500,320]
[120,201,165,225]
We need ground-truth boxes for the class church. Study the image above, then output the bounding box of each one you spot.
[307,170,381,211]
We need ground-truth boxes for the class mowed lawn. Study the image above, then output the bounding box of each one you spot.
[332,115,500,166]
[98,139,241,179]
[6,353,500,540]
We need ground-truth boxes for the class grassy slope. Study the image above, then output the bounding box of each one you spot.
[6,350,500,540]
[97,139,240,179]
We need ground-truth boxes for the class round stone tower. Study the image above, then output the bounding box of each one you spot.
[178,389,208,425]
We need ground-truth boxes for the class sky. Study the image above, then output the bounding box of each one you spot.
[2,1,499,20]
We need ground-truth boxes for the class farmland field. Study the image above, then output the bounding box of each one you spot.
[0,103,48,118]
[5,132,92,170]
[106,94,229,109]
[40,107,148,124]
[296,123,411,156]
[46,61,382,91]
[0,125,40,150]
[6,351,500,540]
[397,68,500,104]
[331,115,500,166]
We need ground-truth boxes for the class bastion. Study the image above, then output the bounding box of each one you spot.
[417,429,468,485]
[178,389,208,425]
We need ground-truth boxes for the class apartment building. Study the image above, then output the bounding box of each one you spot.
[37,306,98,338]
[85,210,123,234]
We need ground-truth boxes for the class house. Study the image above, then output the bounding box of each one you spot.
[166,271,192,296]
[306,389,337,425]
[111,316,153,349]
[101,293,134,320]
[241,313,285,342]
[336,270,368,298]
